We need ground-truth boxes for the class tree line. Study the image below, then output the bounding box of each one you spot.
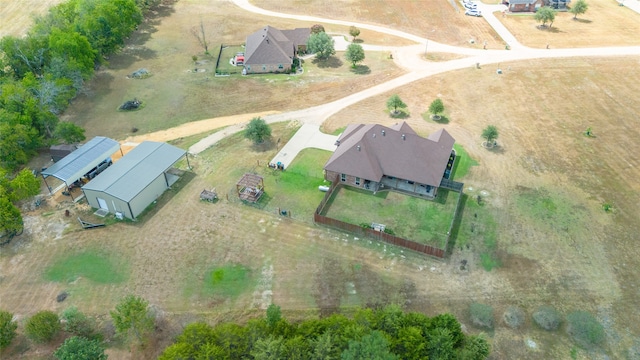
[0,0,159,239]
[160,304,490,360]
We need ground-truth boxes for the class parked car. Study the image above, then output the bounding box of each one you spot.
[464,2,478,9]
[465,9,482,16]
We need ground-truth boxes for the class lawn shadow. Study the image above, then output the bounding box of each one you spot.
[422,112,450,124]
[353,39,364,44]
[131,170,196,226]
[250,138,277,152]
[390,110,410,119]
[350,65,371,74]
[446,193,468,256]
[312,56,343,68]
[536,25,562,34]
[482,142,506,154]
[573,18,592,23]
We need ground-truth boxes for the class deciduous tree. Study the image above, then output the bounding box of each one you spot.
[110,295,154,343]
[55,122,86,144]
[534,7,556,28]
[349,26,360,41]
[386,94,407,116]
[9,168,40,202]
[481,125,499,146]
[54,336,107,360]
[0,196,24,241]
[25,310,60,343]
[0,310,18,350]
[341,331,397,360]
[311,24,325,34]
[344,43,365,68]
[244,117,272,144]
[429,98,445,118]
[569,0,589,19]
[307,32,336,60]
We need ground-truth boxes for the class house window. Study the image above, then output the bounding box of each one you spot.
[341,174,346,182]
[247,65,251,71]
[262,65,266,71]
[278,64,283,70]
[355,177,361,186]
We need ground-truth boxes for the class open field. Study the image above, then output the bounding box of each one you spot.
[254,0,504,49]
[0,0,65,38]
[499,0,640,48]
[59,0,407,140]
[1,0,640,359]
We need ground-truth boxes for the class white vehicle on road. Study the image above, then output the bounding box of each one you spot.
[465,9,482,16]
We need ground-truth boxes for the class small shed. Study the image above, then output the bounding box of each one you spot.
[236,173,264,202]
[50,144,78,162]
[82,141,188,220]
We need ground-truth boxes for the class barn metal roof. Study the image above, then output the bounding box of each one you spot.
[82,142,186,202]
[41,137,120,186]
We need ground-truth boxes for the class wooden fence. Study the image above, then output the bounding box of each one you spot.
[314,182,447,259]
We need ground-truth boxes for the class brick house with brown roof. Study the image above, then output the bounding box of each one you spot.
[323,122,455,198]
[506,0,570,12]
[244,26,310,74]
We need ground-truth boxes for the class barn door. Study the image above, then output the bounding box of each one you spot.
[97,197,108,210]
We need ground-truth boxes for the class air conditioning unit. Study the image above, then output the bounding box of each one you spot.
[115,212,124,220]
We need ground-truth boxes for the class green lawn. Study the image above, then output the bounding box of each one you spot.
[321,187,460,248]
[216,45,245,74]
[184,263,254,300]
[44,251,128,284]
[452,144,478,180]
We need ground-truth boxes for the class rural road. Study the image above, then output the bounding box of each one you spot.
[181,0,640,155]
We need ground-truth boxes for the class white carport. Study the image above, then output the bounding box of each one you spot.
[41,136,121,200]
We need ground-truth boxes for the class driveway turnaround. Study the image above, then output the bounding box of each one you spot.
[269,124,338,168]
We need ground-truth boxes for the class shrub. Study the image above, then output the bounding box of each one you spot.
[54,336,107,360]
[532,305,561,331]
[0,310,18,349]
[469,303,494,329]
[503,306,525,329]
[61,306,99,340]
[566,311,605,348]
[25,310,61,343]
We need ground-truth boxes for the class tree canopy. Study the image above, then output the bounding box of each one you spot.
[307,32,336,60]
[482,125,499,145]
[0,310,18,350]
[386,94,407,115]
[159,305,490,359]
[54,336,107,360]
[349,26,361,41]
[534,7,556,28]
[110,295,154,343]
[244,117,272,144]
[569,0,589,19]
[344,43,365,68]
[25,310,60,343]
[429,98,445,116]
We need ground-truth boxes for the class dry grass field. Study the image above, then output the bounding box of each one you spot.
[499,0,640,48]
[1,0,640,359]
[0,0,65,38]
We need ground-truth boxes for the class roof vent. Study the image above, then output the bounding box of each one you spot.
[381,130,385,136]
[372,133,376,138]
[357,145,361,151]
[402,134,406,140]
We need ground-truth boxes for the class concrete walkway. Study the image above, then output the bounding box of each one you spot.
[269,124,338,169]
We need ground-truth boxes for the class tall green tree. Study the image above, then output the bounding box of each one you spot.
[54,122,86,144]
[9,168,40,202]
[341,331,397,360]
[429,98,445,118]
[244,117,272,144]
[54,336,107,360]
[534,7,556,28]
[386,94,407,116]
[25,310,61,343]
[481,125,499,145]
[0,310,18,350]
[307,32,336,60]
[310,331,338,360]
[0,196,23,240]
[60,306,98,340]
[110,295,154,343]
[344,43,365,68]
[266,303,282,328]
[349,26,360,41]
[569,0,589,19]
[251,335,286,360]
[0,123,41,170]
[48,28,96,79]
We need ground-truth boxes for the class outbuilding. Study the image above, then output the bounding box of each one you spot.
[82,141,188,220]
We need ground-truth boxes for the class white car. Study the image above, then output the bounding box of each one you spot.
[465,9,482,16]
[464,2,478,9]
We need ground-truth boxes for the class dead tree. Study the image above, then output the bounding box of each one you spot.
[191,19,209,54]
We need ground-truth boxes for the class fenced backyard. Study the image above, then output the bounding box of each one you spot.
[315,181,464,258]
[215,44,245,75]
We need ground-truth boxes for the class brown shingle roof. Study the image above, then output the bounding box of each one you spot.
[324,122,455,186]
[245,26,309,66]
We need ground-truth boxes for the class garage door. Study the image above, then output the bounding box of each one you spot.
[97,197,108,210]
